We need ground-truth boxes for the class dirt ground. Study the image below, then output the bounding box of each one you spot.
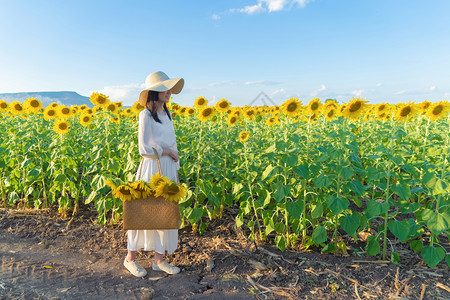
[0,206,449,300]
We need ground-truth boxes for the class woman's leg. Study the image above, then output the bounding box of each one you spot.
[126,250,137,262]
[154,251,164,264]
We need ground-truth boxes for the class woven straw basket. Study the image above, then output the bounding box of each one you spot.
[123,148,181,230]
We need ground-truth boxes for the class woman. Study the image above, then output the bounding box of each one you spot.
[123,71,184,277]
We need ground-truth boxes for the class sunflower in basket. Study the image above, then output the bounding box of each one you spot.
[129,181,154,199]
[155,180,187,203]
[113,184,140,202]
[149,173,170,191]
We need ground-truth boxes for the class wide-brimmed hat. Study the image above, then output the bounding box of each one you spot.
[138,71,184,106]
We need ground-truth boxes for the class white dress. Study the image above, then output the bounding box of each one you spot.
[127,109,180,254]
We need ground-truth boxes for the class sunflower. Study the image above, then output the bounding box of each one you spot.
[417,101,432,115]
[110,116,120,124]
[395,102,417,122]
[9,101,24,116]
[131,101,145,114]
[79,114,93,126]
[215,98,231,112]
[106,103,118,114]
[113,184,140,202]
[53,119,70,135]
[104,179,117,190]
[113,101,123,109]
[23,97,43,113]
[58,105,73,119]
[155,181,187,202]
[0,100,9,113]
[194,96,208,109]
[244,108,256,120]
[306,98,322,115]
[239,131,249,142]
[79,104,88,111]
[43,107,58,121]
[266,116,276,125]
[179,107,187,116]
[129,181,153,199]
[426,101,450,121]
[324,108,337,121]
[90,92,110,107]
[227,115,239,126]
[323,99,339,111]
[375,103,389,114]
[187,108,196,116]
[342,97,368,120]
[149,173,170,191]
[85,108,94,115]
[282,97,301,117]
[197,106,216,122]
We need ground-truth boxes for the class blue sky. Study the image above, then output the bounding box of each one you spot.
[1,0,449,107]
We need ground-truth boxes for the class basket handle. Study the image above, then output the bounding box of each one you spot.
[137,147,163,181]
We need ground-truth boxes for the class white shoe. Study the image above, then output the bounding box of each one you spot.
[152,261,180,274]
[124,258,147,277]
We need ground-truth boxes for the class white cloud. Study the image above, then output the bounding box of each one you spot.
[230,3,264,14]
[228,0,313,15]
[351,89,365,97]
[244,80,279,85]
[270,88,287,97]
[376,83,383,87]
[211,14,220,20]
[429,86,436,91]
[208,80,236,87]
[96,83,144,105]
[394,90,406,95]
[310,84,326,97]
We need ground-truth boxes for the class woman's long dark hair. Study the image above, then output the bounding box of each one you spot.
[146,91,172,123]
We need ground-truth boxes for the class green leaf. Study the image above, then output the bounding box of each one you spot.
[265,218,275,235]
[423,172,447,195]
[235,213,244,228]
[366,235,380,256]
[314,174,332,188]
[339,214,360,236]
[311,203,323,219]
[391,183,411,201]
[275,235,287,252]
[85,190,98,204]
[312,225,327,244]
[446,255,450,268]
[274,222,285,234]
[293,164,309,180]
[388,220,410,242]
[421,246,445,267]
[422,209,450,235]
[282,155,298,168]
[286,200,303,219]
[273,185,291,203]
[365,199,390,219]
[348,180,364,197]
[340,167,354,181]
[186,207,203,224]
[410,240,423,254]
[262,164,276,181]
[391,252,400,265]
[326,196,349,215]
[322,242,338,254]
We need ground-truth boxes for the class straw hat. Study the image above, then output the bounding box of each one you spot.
[138,71,184,106]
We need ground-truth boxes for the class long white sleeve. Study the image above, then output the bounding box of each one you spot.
[138,110,163,157]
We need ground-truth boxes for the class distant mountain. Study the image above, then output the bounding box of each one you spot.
[0,91,93,107]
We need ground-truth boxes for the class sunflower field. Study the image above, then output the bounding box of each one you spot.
[0,95,449,268]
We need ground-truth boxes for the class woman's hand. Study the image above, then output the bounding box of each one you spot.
[162,148,179,162]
